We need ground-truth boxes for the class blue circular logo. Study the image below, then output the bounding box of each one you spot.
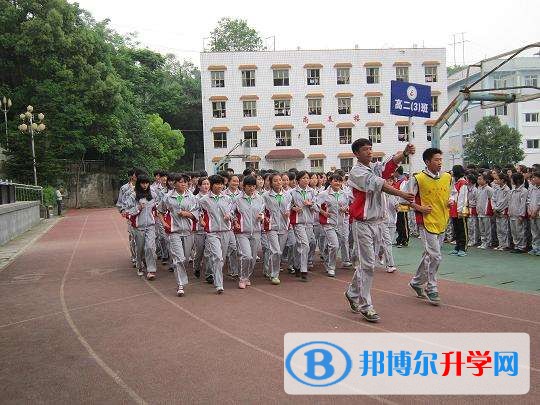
[285,341,352,387]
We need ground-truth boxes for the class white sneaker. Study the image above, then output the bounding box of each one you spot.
[386,266,397,273]
[327,270,336,277]
[176,286,185,297]
[137,269,144,276]
[477,245,486,249]
[342,262,353,268]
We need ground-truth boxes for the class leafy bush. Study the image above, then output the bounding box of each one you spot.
[43,186,56,207]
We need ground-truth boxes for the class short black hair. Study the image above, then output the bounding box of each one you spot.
[176,174,190,183]
[452,165,466,180]
[511,172,524,186]
[329,174,343,182]
[284,171,295,180]
[208,174,225,186]
[422,148,443,163]
[243,168,255,177]
[296,171,310,181]
[242,175,257,186]
[351,138,372,153]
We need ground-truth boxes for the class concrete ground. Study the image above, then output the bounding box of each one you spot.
[0,208,538,404]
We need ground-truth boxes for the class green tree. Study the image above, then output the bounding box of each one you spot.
[463,116,524,167]
[208,18,265,52]
[447,65,465,76]
[0,0,193,184]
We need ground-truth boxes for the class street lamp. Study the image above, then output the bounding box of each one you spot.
[18,105,45,186]
[1,96,12,145]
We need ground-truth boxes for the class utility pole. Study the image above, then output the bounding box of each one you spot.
[449,34,457,66]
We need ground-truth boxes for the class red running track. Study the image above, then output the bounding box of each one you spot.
[0,208,538,404]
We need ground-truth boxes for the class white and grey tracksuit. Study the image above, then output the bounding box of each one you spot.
[223,188,241,277]
[151,183,170,261]
[263,190,291,279]
[467,186,479,246]
[493,184,510,248]
[316,189,350,274]
[476,185,494,248]
[125,192,158,273]
[159,191,199,288]
[508,185,528,250]
[117,182,137,263]
[232,192,265,282]
[381,194,398,268]
[527,185,540,252]
[289,187,317,274]
[193,192,210,278]
[346,158,398,311]
[198,193,233,290]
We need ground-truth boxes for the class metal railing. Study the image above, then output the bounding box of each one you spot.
[0,180,42,204]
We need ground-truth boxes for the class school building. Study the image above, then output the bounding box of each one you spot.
[446,57,540,167]
[200,47,449,174]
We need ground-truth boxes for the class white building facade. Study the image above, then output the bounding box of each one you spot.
[447,57,540,167]
[200,48,448,174]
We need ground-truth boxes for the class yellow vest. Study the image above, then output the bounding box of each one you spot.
[414,171,452,234]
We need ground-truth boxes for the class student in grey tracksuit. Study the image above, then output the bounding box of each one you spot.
[344,139,415,322]
[223,181,241,278]
[125,174,158,280]
[232,176,265,288]
[466,175,479,247]
[198,175,233,293]
[151,177,170,263]
[193,177,211,280]
[476,174,494,249]
[158,173,199,296]
[493,175,511,250]
[527,172,540,255]
[382,181,399,272]
[117,175,138,265]
[508,173,529,252]
[263,174,291,284]
[289,172,317,281]
[316,174,350,277]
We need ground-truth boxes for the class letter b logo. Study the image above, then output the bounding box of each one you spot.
[304,349,335,380]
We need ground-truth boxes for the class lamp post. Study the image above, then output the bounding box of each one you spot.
[18,105,45,186]
[1,96,11,145]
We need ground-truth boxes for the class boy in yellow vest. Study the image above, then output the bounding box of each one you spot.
[406,148,452,306]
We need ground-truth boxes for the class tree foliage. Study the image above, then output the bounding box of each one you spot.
[208,18,265,52]
[463,116,524,167]
[0,0,202,185]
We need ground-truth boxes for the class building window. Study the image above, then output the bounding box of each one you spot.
[213,132,227,148]
[275,130,292,146]
[244,131,258,147]
[397,125,409,142]
[216,162,229,171]
[368,127,382,143]
[340,158,354,173]
[526,139,539,148]
[426,125,432,141]
[396,66,409,82]
[241,70,255,87]
[310,159,324,173]
[211,71,225,87]
[367,96,381,113]
[338,97,351,114]
[339,127,352,144]
[495,105,507,116]
[425,66,438,82]
[336,68,350,85]
[493,75,508,89]
[212,101,226,118]
[307,69,320,85]
[525,75,538,87]
[431,96,438,112]
[463,110,469,123]
[309,129,322,145]
[274,99,291,116]
[308,98,322,115]
[243,100,257,117]
[525,112,539,122]
[273,69,289,86]
[245,161,259,170]
[366,67,379,84]
[371,156,383,163]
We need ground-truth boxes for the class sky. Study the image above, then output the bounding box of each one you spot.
[72,0,540,67]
